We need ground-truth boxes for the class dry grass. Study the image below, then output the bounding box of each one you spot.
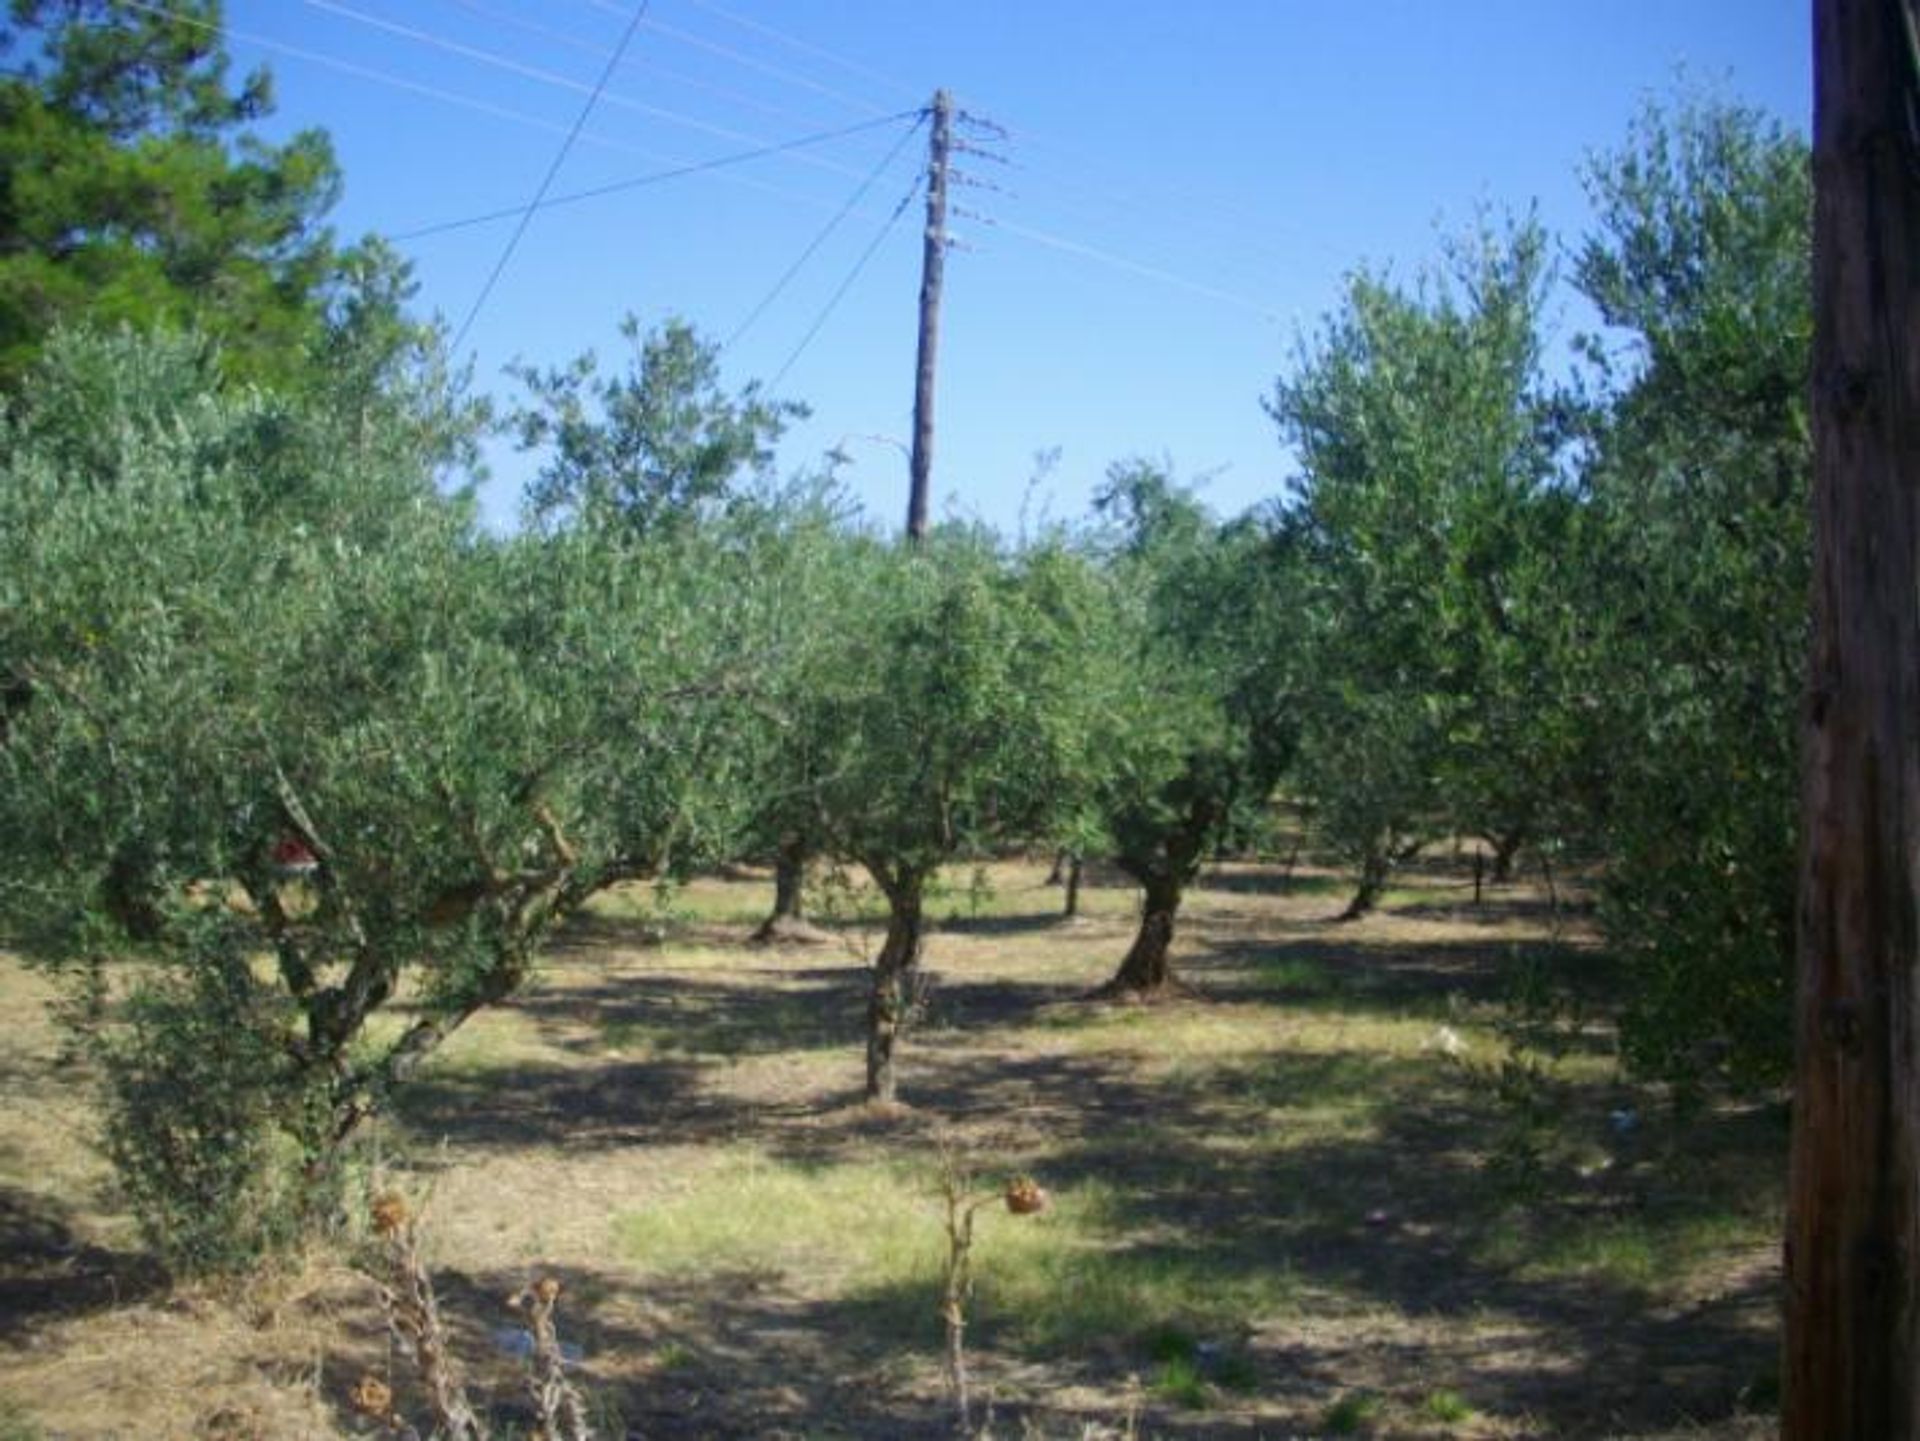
[0,853,1784,1438]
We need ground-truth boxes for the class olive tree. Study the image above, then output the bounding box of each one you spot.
[512,314,822,937]
[1268,221,1562,916]
[1570,96,1810,1090]
[0,329,777,1268]
[512,314,803,536]
[807,531,1096,1103]
[1082,462,1296,996]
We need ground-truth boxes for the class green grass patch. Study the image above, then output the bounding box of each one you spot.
[1421,1388,1474,1424]
[1213,1351,1260,1393]
[0,1402,40,1441]
[613,1150,936,1289]
[651,1340,695,1372]
[1152,1353,1212,1409]
[611,1147,1297,1360]
[1257,954,1334,995]
[1478,1204,1773,1290]
[600,986,853,1058]
[1322,1390,1382,1434]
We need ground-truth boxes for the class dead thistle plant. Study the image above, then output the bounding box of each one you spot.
[507,1274,594,1441]
[937,1141,1050,1437]
[366,1191,485,1441]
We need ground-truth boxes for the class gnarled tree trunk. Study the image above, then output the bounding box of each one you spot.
[865,866,926,1104]
[751,834,816,943]
[1488,827,1526,884]
[1099,870,1184,997]
[1338,849,1389,921]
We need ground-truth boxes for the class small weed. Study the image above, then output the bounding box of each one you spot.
[1323,1390,1381,1434]
[651,1340,695,1372]
[1422,1388,1474,1423]
[1151,1354,1212,1410]
[1259,955,1332,996]
[0,1400,42,1441]
[935,1140,1053,1435]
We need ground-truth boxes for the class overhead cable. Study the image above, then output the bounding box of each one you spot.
[444,0,826,126]
[120,0,657,148]
[769,171,924,391]
[394,110,921,242]
[992,216,1282,323]
[727,110,926,348]
[569,0,892,116]
[297,0,878,179]
[451,1,651,353]
[679,0,922,103]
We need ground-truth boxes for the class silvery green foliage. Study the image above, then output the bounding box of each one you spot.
[1571,97,1810,1091]
[1269,220,1565,914]
[0,328,783,1265]
[1075,464,1296,965]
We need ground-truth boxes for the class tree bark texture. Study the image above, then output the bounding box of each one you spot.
[1786,4,1920,1436]
[770,838,805,922]
[1104,871,1184,995]
[1338,849,1389,922]
[752,834,811,942]
[865,869,926,1104]
[1063,853,1083,919]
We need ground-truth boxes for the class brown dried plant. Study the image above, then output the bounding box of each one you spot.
[367,1192,485,1441]
[507,1274,594,1441]
[937,1142,1050,1436]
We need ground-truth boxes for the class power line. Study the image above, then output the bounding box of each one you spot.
[127,0,909,237]
[122,0,668,153]
[727,110,926,348]
[991,214,1282,323]
[954,92,1340,285]
[394,110,920,242]
[441,0,830,128]
[451,1,650,354]
[769,171,924,391]
[679,0,922,104]
[139,0,1292,332]
[569,0,893,117]
[298,0,887,185]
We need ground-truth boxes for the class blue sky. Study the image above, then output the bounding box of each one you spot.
[225,1,1810,534]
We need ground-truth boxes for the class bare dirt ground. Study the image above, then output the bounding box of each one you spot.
[0,855,1783,1439]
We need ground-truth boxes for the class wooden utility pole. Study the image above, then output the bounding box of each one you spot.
[1785,1,1920,1435]
[906,89,953,543]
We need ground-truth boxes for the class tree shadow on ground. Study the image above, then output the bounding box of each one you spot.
[1188,928,1620,1018]
[1192,865,1345,899]
[820,1040,1780,1438]
[930,911,1082,939]
[449,1021,1778,1438]
[0,1185,164,1343]
[378,886,1775,1437]
[391,1052,739,1153]
[1389,892,1600,927]
[519,963,867,1054]
[395,959,1114,1156]
[317,1257,974,1440]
